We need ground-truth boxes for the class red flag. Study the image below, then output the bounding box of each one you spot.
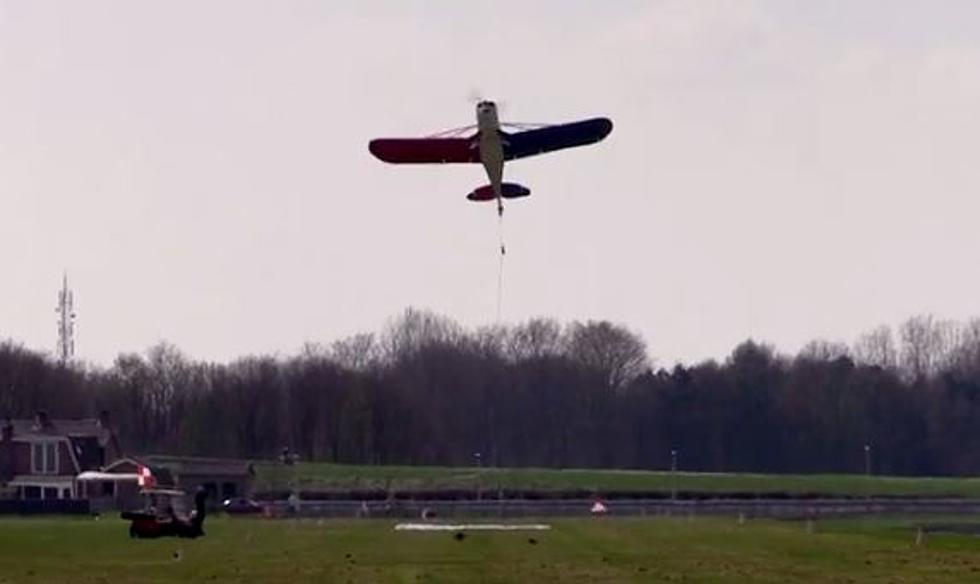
[137,465,156,489]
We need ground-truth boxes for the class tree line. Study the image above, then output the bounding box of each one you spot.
[3,309,980,476]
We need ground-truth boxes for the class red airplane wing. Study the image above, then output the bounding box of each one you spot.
[369,137,480,164]
[503,118,613,161]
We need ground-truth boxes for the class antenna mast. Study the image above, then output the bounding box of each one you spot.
[56,273,75,364]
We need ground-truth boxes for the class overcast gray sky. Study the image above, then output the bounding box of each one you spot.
[3,0,980,366]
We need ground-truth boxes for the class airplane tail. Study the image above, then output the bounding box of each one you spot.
[467,183,530,202]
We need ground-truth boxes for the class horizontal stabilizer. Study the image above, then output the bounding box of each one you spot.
[467,183,531,202]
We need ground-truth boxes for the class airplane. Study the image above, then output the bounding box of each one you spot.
[368,101,613,216]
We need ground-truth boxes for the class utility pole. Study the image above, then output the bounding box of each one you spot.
[670,449,678,501]
[56,273,76,365]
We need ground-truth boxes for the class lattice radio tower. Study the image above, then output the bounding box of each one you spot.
[56,272,76,364]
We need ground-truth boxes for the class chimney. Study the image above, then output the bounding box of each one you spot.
[34,411,50,430]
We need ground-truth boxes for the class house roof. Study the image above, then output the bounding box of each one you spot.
[9,474,75,487]
[138,455,255,478]
[69,436,104,471]
[2,417,116,474]
[5,418,112,444]
[102,457,176,487]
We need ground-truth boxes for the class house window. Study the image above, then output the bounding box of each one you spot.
[43,487,58,500]
[31,442,59,475]
[23,486,41,500]
[46,443,56,473]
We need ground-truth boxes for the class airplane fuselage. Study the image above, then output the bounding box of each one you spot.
[476,101,505,214]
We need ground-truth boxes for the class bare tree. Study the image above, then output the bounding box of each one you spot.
[470,324,509,359]
[564,320,650,391]
[380,307,462,363]
[899,315,961,380]
[933,319,963,374]
[506,318,563,362]
[853,325,897,369]
[899,315,939,381]
[951,318,980,374]
[330,333,379,371]
[798,339,850,362]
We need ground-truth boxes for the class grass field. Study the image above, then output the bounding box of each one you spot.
[2,515,980,583]
[254,461,980,498]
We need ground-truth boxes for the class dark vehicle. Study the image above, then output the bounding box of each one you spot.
[123,489,208,539]
[222,497,263,514]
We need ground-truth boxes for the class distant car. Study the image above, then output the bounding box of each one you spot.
[222,497,263,514]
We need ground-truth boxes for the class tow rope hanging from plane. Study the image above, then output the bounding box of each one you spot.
[497,211,506,321]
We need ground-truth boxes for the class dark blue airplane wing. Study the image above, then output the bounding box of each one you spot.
[503,118,613,161]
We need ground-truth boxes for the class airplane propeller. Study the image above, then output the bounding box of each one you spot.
[466,89,508,113]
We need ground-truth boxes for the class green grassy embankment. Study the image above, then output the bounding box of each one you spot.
[253,461,980,498]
